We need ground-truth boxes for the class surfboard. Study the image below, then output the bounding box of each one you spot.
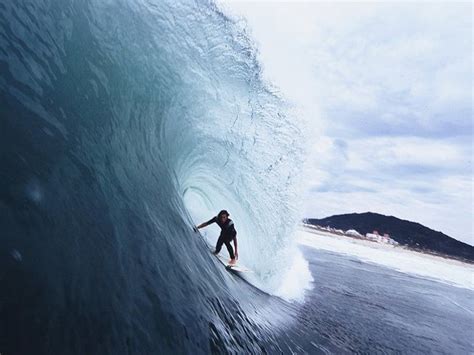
[213,252,253,273]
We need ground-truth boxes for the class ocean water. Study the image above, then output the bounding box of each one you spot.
[295,240,474,354]
[2,1,472,354]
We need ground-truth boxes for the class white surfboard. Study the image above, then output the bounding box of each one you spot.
[213,252,253,273]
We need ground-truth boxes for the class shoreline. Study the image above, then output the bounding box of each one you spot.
[300,224,474,266]
[297,227,474,291]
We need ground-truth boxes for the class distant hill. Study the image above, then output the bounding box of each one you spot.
[305,212,474,262]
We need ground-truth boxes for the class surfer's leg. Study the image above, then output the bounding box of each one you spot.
[214,235,224,254]
[224,239,235,259]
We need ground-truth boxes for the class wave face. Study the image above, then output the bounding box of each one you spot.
[0,0,306,353]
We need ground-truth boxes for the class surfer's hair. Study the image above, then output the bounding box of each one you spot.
[218,210,229,218]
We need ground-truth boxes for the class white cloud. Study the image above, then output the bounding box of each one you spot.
[347,137,467,171]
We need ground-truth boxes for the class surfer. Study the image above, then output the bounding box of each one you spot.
[194,210,238,265]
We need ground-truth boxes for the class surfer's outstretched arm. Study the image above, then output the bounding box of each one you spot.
[194,216,217,231]
[195,222,207,229]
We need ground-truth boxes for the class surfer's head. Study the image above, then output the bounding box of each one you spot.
[218,210,229,222]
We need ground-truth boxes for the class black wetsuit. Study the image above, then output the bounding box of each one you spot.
[206,216,237,259]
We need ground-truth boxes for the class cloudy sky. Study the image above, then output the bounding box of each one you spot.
[217,1,472,245]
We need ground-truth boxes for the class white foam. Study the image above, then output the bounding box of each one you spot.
[274,248,314,302]
[297,229,474,291]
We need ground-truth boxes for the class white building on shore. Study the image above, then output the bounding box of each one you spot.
[365,230,399,245]
[346,229,363,238]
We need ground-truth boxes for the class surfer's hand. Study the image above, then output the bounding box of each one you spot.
[235,252,238,260]
[193,226,198,233]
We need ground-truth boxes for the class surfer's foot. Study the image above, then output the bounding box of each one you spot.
[229,258,236,265]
